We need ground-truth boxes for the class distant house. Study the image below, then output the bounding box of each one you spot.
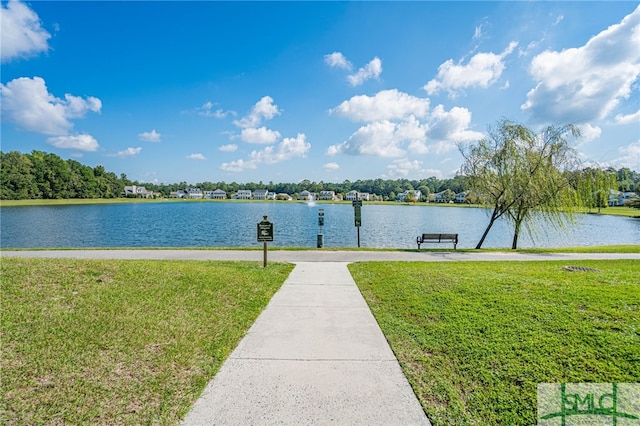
[186,188,203,199]
[212,189,227,199]
[344,190,360,201]
[434,191,450,203]
[276,193,292,200]
[608,190,638,206]
[455,191,468,204]
[298,190,313,200]
[397,190,421,202]
[231,189,252,200]
[123,185,153,199]
[253,189,269,200]
[319,190,336,201]
[170,190,186,198]
[204,189,227,200]
[266,191,277,200]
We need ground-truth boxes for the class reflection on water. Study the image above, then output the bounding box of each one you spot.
[1,202,638,249]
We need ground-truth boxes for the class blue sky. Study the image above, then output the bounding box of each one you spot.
[1,1,639,185]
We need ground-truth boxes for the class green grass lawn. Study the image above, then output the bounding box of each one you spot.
[1,258,294,425]
[349,260,640,426]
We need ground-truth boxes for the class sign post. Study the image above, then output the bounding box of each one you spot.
[317,208,324,248]
[352,199,362,247]
[257,215,274,267]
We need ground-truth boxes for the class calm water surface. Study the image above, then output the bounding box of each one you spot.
[1,201,638,249]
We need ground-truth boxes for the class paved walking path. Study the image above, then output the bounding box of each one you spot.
[2,249,639,262]
[182,262,430,425]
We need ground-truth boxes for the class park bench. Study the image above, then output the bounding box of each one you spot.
[416,233,458,250]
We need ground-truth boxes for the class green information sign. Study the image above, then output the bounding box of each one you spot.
[354,204,362,227]
[257,219,274,242]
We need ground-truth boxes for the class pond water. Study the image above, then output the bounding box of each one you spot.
[1,201,638,249]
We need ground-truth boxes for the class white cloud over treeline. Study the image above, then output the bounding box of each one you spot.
[1,0,51,62]
[0,76,102,152]
[220,97,311,172]
[327,89,483,159]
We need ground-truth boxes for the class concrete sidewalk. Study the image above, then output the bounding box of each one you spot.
[182,262,430,425]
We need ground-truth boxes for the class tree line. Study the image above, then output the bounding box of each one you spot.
[1,149,638,202]
[0,150,469,201]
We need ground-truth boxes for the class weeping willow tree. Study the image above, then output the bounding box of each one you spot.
[460,119,582,249]
[574,167,618,213]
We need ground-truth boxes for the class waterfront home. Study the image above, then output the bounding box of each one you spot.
[123,185,153,199]
[344,190,360,201]
[434,190,451,203]
[253,189,269,200]
[276,193,293,200]
[170,190,186,198]
[204,189,227,199]
[232,190,252,199]
[267,191,277,200]
[186,188,203,199]
[212,189,227,199]
[608,190,638,206]
[455,191,468,203]
[298,190,315,200]
[319,190,336,200]
[397,190,421,202]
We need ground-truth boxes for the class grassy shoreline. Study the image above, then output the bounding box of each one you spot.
[1,198,638,217]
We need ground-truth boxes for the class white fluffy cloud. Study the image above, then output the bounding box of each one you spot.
[186,153,207,160]
[347,57,382,86]
[219,144,238,152]
[325,52,383,86]
[138,129,161,142]
[424,41,517,96]
[427,105,483,144]
[233,96,281,129]
[328,90,483,159]
[324,52,352,70]
[249,133,310,164]
[0,76,102,135]
[46,134,99,152]
[195,101,235,118]
[330,89,430,122]
[220,158,257,173]
[323,162,340,171]
[612,141,640,169]
[107,147,142,158]
[1,0,51,62]
[576,124,602,145]
[522,5,640,124]
[221,97,310,172]
[221,134,310,172]
[327,120,412,158]
[385,158,423,178]
[240,126,281,144]
[615,109,640,125]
